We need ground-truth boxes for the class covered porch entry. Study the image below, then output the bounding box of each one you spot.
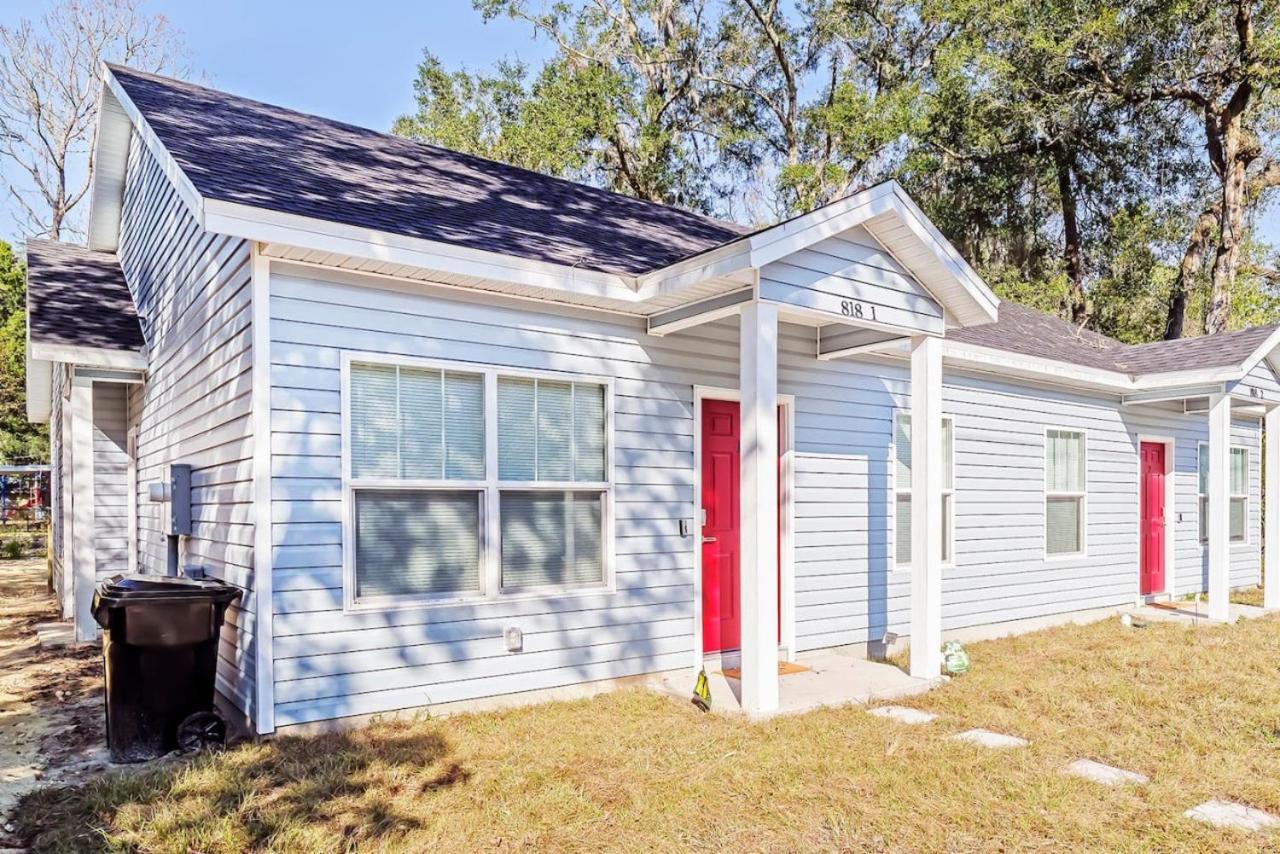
[644,185,1000,715]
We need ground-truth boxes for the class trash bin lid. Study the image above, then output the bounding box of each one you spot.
[94,573,243,606]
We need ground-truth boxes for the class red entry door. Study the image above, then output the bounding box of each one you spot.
[700,400,783,654]
[1139,442,1166,596]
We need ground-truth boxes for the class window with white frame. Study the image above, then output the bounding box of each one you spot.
[894,412,954,567]
[1044,429,1086,556]
[346,360,610,607]
[1198,444,1247,543]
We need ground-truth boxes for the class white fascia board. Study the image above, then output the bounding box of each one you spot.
[633,241,754,298]
[25,350,51,423]
[740,181,998,328]
[101,66,205,230]
[85,80,133,252]
[204,198,644,303]
[885,183,999,319]
[1238,325,1280,376]
[29,341,148,371]
[1130,366,1244,389]
[745,183,897,269]
[941,341,1132,390]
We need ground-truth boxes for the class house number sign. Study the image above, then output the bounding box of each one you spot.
[839,299,878,321]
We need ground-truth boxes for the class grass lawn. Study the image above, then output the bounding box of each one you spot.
[1232,586,1265,607]
[16,613,1280,852]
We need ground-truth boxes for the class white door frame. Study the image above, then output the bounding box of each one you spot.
[691,385,796,673]
[1135,434,1176,601]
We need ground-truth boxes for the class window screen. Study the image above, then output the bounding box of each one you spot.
[350,363,484,480]
[894,413,954,566]
[498,377,606,482]
[500,491,604,589]
[1044,429,1085,556]
[1200,445,1248,543]
[354,490,481,599]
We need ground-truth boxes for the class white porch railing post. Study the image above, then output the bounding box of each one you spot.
[739,302,780,715]
[1207,392,1232,622]
[909,335,943,678]
[1265,405,1280,610]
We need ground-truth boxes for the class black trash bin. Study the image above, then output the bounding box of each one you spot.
[92,574,242,763]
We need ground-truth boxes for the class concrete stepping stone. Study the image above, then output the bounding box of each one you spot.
[868,705,937,725]
[1184,800,1280,832]
[951,728,1028,749]
[1065,759,1148,786]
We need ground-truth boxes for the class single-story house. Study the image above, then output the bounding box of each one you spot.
[25,64,1280,734]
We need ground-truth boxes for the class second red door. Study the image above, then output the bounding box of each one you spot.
[1139,441,1166,596]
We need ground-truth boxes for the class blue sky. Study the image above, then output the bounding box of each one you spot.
[1,0,1276,248]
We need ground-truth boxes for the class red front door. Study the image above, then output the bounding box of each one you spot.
[1139,442,1166,596]
[700,400,782,654]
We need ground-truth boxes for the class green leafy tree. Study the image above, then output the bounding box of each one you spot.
[0,241,46,464]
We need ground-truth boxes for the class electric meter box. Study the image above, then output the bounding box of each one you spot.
[165,464,192,536]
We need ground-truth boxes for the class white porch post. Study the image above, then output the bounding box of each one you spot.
[739,302,780,715]
[1266,405,1280,610]
[70,375,97,641]
[1207,392,1232,622]
[909,335,943,678]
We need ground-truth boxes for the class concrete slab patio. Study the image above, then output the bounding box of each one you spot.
[1127,601,1272,625]
[649,648,941,717]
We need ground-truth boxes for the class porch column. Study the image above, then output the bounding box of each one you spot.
[1266,405,1280,610]
[739,302,780,715]
[909,335,943,678]
[70,376,97,641]
[1207,392,1232,622]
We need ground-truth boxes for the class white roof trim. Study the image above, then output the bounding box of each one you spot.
[25,348,51,423]
[29,341,148,370]
[204,198,642,302]
[637,181,1000,327]
[89,66,205,249]
[1238,325,1280,376]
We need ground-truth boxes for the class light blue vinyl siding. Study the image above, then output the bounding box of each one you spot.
[1228,361,1280,405]
[116,137,257,715]
[92,383,130,579]
[758,226,945,334]
[263,262,1262,726]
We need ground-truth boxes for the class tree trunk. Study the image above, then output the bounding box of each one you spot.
[1204,126,1248,335]
[1053,144,1087,325]
[1164,206,1218,340]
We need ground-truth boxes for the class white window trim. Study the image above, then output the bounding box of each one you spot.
[891,410,956,572]
[1043,426,1087,560]
[340,351,616,612]
[1197,441,1249,545]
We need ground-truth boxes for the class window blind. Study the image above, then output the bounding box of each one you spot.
[354,490,481,599]
[350,363,483,480]
[498,377,606,482]
[500,491,603,588]
[1045,430,1084,555]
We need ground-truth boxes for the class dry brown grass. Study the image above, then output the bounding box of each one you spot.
[1232,586,1265,607]
[15,612,1280,853]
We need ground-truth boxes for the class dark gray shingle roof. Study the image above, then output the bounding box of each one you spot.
[109,65,747,278]
[949,301,1278,376]
[26,240,144,353]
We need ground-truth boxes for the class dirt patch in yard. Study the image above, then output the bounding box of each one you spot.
[11,605,1280,852]
[0,559,105,844]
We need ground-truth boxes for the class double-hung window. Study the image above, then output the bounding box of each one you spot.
[894,412,955,567]
[1044,428,1086,556]
[344,358,610,608]
[1198,444,1247,543]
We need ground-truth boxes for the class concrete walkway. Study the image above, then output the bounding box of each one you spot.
[650,648,940,718]
[1127,601,1271,626]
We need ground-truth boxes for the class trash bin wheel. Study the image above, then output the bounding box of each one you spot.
[176,710,227,753]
